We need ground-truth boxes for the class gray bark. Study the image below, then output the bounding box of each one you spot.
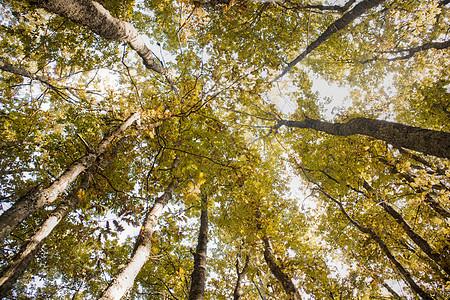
[27,0,176,89]
[0,168,94,296]
[98,157,180,300]
[363,39,450,63]
[188,194,208,300]
[0,60,52,85]
[279,117,450,160]
[0,136,126,295]
[0,112,140,240]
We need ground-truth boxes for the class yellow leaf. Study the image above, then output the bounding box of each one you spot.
[77,189,85,198]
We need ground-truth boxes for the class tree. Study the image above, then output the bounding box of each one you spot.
[276,116,450,159]
[98,157,179,300]
[1,0,449,298]
[0,111,140,240]
[188,194,208,300]
[262,237,302,300]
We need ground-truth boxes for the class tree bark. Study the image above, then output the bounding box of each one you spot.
[363,39,450,63]
[362,181,450,276]
[318,188,433,300]
[262,237,301,300]
[98,157,179,300]
[274,0,384,80]
[188,194,208,300]
[284,0,356,14]
[27,0,176,90]
[380,202,450,274]
[0,136,126,295]
[233,253,249,300]
[0,60,53,85]
[0,168,94,296]
[279,117,450,160]
[0,111,140,240]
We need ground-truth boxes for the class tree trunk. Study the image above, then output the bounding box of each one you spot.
[424,195,450,219]
[27,0,176,89]
[274,0,383,80]
[0,136,126,295]
[188,194,208,300]
[380,201,450,275]
[262,237,302,300]
[0,112,140,240]
[98,157,179,300]
[0,168,94,296]
[372,274,403,300]
[283,0,356,14]
[362,181,450,276]
[28,0,161,73]
[318,188,433,300]
[233,253,249,300]
[280,117,450,159]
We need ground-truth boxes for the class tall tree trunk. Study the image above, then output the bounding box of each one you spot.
[379,201,450,276]
[363,181,450,276]
[399,149,447,177]
[0,168,94,296]
[233,252,249,300]
[274,0,384,80]
[262,237,302,300]
[0,137,126,295]
[98,157,179,300]
[318,188,433,300]
[27,0,175,89]
[279,117,450,159]
[0,112,140,240]
[188,194,208,300]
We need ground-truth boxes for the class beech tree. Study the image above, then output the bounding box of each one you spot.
[1,0,449,299]
[188,194,208,300]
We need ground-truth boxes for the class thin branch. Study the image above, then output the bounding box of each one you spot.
[163,146,234,168]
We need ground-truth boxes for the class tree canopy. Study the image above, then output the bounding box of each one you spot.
[0,0,449,299]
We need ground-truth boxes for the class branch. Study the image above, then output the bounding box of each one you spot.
[233,250,250,300]
[282,0,356,14]
[27,0,178,95]
[278,116,450,160]
[362,40,450,64]
[0,60,70,98]
[188,194,208,300]
[164,146,234,168]
[274,0,384,81]
[306,176,433,300]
